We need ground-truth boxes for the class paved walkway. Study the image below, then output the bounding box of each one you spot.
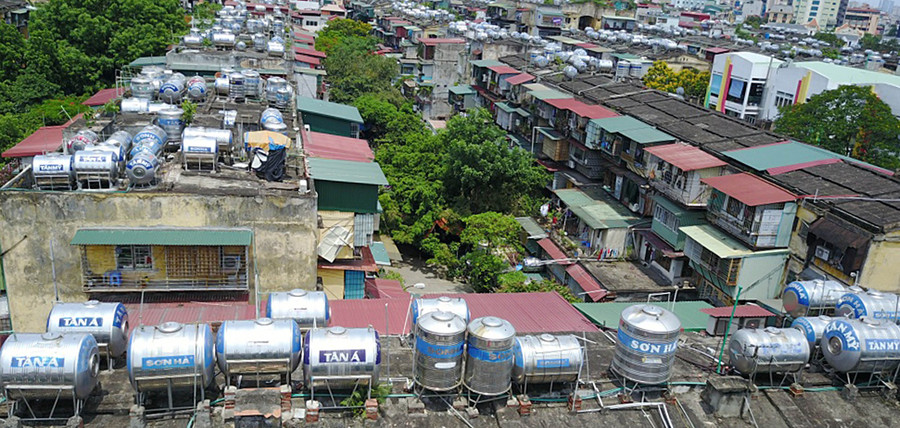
[376,234,470,294]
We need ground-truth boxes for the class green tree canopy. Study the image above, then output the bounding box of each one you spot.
[315,19,375,55]
[642,61,710,101]
[460,212,523,253]
[497,272,581,303]
[774,85,900,170]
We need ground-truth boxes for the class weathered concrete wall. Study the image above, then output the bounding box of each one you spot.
[0,190,318,332]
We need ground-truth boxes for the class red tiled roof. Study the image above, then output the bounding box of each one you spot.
[575,42,600,49]
[365,279,410,299]
[318,246,378,272]
[82,88,124,106]
[537,238,573,265]
[123,301,257,336]
[420,38,465,46]
[294,54,321,66]
[700,305,774,318]
[2,125,66,158]
[505,73,535,85]
[487,65,520,74]
[767,158,843,175]
[293,47,326,58]
[545,98,618,119]
[294,9,321,15]
[701,173,796,206]
[565,264,607,302]
[706,47,731,54]
[293,32,315,41]
[644,143,727,171]
[304,130,374,162]
[331,292,598,335]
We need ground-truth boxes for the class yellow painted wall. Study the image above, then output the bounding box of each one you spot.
[319,268,344,300]
[859,234,900,293]
[788,205,818,262]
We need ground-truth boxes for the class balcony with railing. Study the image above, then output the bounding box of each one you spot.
[703,173,797,250]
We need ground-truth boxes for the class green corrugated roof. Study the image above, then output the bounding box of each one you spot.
[539,8,565,17]
[796,61,900,86]
[129,56,167,68]
[297,98,364,123]
[547,35,580,44]
[589,115,650,132]
[574,301,714,331]
[537,127,563,140]
[569,201,640,230]
[722,140,883,172]
[449,85,477,96]
[529,89,570,100]
[618,126,675,145]
[470,59,504,68]
[516,217,548,239]
[680,224,789,259]
[611,53,641,60]
[370,242,391,266]
[513,107,531,117]
[554,188,596,208]
[495,101,515,113]
[308,157,389,185]
[71,228,253,246]
[651,194,690,216]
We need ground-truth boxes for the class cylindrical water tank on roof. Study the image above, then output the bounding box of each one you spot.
[131,125,168,158]
[414,311,466,391]
[216,318,302,383]
[46,301,129,359]
[243,70,261,98]
[512,334,583,384]
[229,71,245,101]
[464,316,515,396]
[73,149,118,182]
[275,87,291,110]
[131,77,156,100]
[782,279,848,317]
[412,297,470,326]
[303,326,381,389]
[182,127,233,151]
[32,154,74,190]
[186,76,207,102]
[727,327,810,374]
[121,98,150,113]
[126,152,160,186]
[822,317,900,373]
[836,290,900,322]
[610,305,681,384]
[791,315,833,352]
[128,322,216,393]
[266,77,287,103]
[67,130,99,154]
[157,108,185,142]
[159,73,186,104]
[266,289,330,329]
[260,108,283,127]
[0,333,100,401]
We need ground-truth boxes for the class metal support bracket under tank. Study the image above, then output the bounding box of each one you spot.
[308,376,373,411]
[6,387,84,422]
[133,376,208,418]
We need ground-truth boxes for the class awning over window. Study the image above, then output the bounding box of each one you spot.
[807,216,871,251]
[71,228,253,246]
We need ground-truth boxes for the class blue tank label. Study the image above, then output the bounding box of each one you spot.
[823,320,860,351]
[39,164,64,172]
[158,118,183,126]
[867,339,900,351]
[59,317,103,327]
[792,318,816,344]
[468,347,513,362]
[785,283,809,307]
[617,329,677,355]
[837,294,867,318]
[11,356,64,367]
[319,349,365,363]
[143,355,195,369]
[113,305,127,328]
[536,358,570,368]
[872,310,900,321]
[416,337,463,359]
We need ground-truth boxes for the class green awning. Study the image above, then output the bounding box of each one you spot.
[513,107,531,118]
[495,102,516,113]
[574,301,714,331]
[370,242,391,266]
[680,224,789,259]
[537,127,563,140]
[71,228,253,246]
[618,126,675,145]
[516,217,548,240]
[449,85,476,96]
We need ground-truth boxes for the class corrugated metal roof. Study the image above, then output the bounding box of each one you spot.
[618,126,675,145]
[303,131,374,162]
[568,200,641,230]
[487,65,520,74]
[449,85,476,95]
[369,242,391,265]
[129,56,166,67]
[516,217,548,239]
[364,279,408,299]
[574,301,714,331]
[1,125,65,158]
[554,188,596,208]
[680,224,789,259]
[701,305,774,318]
[294,54,321,66]
[307,157,389,185]
[566,264,606,301]
[82,88,124,106]
[644,143,727,171]
[545,98,619,119]
[420,38,465,45]
[589,115,650,133]
[470,59,504,68]
[505,73,535,85]
[537,238,572,264]
[723,140,887,175]
[70,228,253,246]
[297,97,363,123]
[123,302,258,336]
[495,102,515,113]
[529,89,571,101]
[701,172,796,206]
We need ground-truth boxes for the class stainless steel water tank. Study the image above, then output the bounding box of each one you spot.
[512,334,583,384]
[303,326,380,389]
[463,316,515,395]
[121,98,150,113]
[265,77,287,103]
[32,154,74,190]
[74,149,118,182]
[46,301,128,358]
[126,152,160,186]
[159,73,186,104]
[782,279,847,317]
[822,317,900,373]
[229,71,245,101]
[791,315,833,351]
[157,108,185,142]
[131,76,156,100]
[216,318,302,382]
[131,125,168,158]
[728,327,810,374]
[214,77,230,96]
[67,130,99,153]
[610,305,681,384]
[0,333,99,400]
[412,297,470,326]
[274,87,291,109]
[243,70,261,98]
[836,290,900,322]
[104,130,133,155]
[186,76,207,101]
[128,322,216,392]
[260,108,283,126]
[266,289,330,329]
[414,311,466,391]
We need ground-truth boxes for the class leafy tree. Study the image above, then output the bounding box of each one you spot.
[191,1,222,29]
[860,34,881,51]
[743,15,763,30]
[459,251,508,293]
[460,212,523,253]
[497,272,582,303]
[774,85,900,170]
[642,61,709,101]
[814,32,840,46]
[0,24,25,83]
[323,39,402,104]
[315,19,375,55]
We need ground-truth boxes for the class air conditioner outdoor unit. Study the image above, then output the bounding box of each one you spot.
[222,256,241,272]
[815,246,830,260]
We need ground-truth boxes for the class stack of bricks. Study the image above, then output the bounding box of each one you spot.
[280,385,292,414]
[365,398,379,420]
[305,400,320,423]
